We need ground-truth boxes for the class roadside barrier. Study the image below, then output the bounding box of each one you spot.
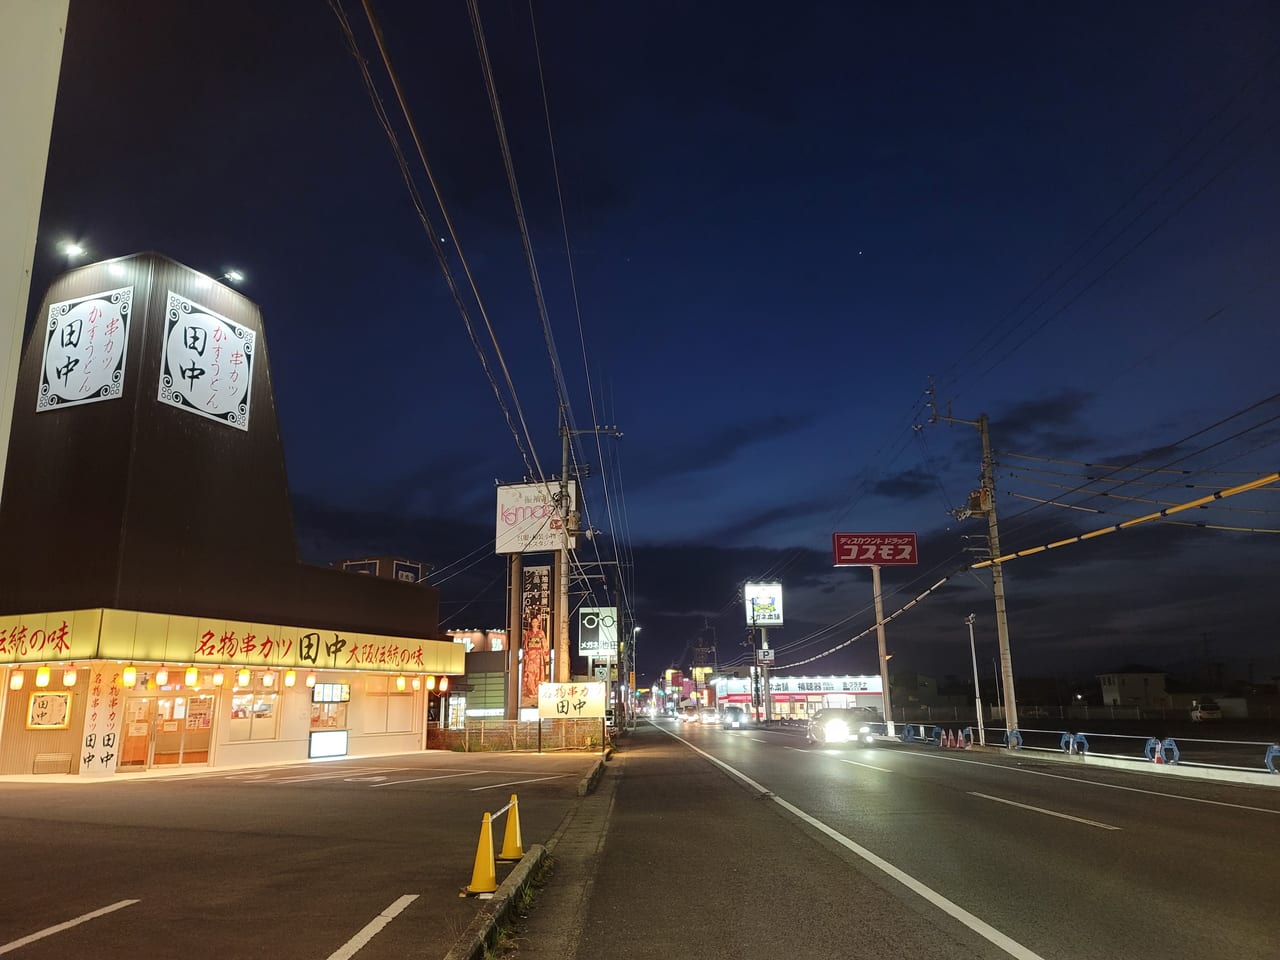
[1005,729,1022,749]
[1059,733,1090,754]
[460,793,524,899]
[1265,744,1280,774]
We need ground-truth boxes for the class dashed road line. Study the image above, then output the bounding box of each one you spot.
[968,791,1120,830]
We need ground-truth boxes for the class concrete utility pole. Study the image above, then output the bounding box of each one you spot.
[556,415,622,683]
[929,396,1020,739]
[871,564,895,735]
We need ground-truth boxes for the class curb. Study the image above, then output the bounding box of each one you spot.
[441,843,548,960]
[577,758,606,796]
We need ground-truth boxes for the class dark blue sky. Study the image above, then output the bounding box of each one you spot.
[29,1,1280,688]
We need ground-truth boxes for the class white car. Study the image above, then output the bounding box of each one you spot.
[1190,699,1222,721]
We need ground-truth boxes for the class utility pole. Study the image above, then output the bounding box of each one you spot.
[871,564,895,735]
[555,415,622,683]
[928,386,1020,739]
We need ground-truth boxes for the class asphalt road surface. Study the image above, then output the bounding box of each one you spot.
[0,751,599,960]
[515,720,1280,960]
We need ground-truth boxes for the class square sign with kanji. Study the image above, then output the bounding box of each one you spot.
[832,532,918,566]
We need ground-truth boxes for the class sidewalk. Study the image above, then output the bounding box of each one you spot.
[494,750,622,958]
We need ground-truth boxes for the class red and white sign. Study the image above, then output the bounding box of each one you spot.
[832,532,918,566]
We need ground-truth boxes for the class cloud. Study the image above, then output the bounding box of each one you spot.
[636,412,817,485]
[993,389,1094,454]
[871,466,941,501]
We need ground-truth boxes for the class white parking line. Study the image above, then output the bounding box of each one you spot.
[325,894,418,960]
[0,899,139,956]
[664,727,1047,960]
[269,767,407,784]
[750,737,768,743]
[469,775,565,791]
[968,791,1120,830]
[372,771,489,787]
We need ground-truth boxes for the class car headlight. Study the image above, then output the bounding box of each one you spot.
[824,719,850,742]
[859,725,871,734]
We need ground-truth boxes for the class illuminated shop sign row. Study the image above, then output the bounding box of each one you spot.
[0,608,464,674]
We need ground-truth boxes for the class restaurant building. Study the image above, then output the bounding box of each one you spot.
[0,252,463,776]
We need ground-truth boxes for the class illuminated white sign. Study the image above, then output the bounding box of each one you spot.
[714,675,883,695]
[495,481,577,554]
[744,582,783,626]
[308,729,349,758]
[37,286,133,411]
[158,291,255,430]
[578,607,618,657]
[537,681,607,719]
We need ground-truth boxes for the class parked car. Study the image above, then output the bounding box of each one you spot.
[721,706,749,729]
[805,707,877,746]
[1190,699,1222,721]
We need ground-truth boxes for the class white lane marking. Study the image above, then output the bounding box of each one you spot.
[344,776,389,783]
[968,791,1120,831]
[325,894,418,960]
[897,751,1280,816]
[837,757,893,773]
[664,728,1046,960]
[470,775,565,792]
[0,899,140,956]
[372,771,489,788]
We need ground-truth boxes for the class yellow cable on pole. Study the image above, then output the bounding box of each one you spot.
[971,472,1279,570]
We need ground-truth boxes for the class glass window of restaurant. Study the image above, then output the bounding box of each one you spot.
[363,675,414,733]
[228,676,280,742]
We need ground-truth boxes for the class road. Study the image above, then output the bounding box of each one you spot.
[3,727,1276,960]
[519,719,1280,960]
[0,752,599,960]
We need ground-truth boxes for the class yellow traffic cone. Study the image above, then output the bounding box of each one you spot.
[498,793,524,861]
[461,812,497,897]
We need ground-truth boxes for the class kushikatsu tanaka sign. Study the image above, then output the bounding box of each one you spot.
[537,681,606,719]
[158,291,256,430]
[0,608,464,674]
[36,286,133,410]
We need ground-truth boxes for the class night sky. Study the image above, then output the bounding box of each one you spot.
[27,1,1280,690]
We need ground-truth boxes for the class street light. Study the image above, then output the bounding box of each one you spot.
[220,269,244,284]
[59,240,86,260]
[965,614,985,746]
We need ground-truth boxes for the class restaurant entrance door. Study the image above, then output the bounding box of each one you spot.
[119,694,215,769]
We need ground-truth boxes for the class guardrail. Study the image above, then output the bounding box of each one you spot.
[898,721,1279,774]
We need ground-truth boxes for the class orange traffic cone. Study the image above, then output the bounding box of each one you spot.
[460,812,497,897]
[947,729,956,749]
[1154,746,1164,764]
[498,793,524,861]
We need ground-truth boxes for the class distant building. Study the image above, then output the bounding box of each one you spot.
[340,556,430,585]
[1098,671,1169,708]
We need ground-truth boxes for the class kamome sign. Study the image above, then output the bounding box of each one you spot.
[577,607,617,657]
[744,582,783,627]
[495,481,578,555]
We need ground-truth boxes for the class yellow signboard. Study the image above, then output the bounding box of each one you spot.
[0,609,102,664]
[0,607,464,675]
